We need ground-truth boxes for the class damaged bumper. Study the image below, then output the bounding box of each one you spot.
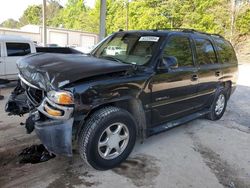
[7,76,76,157]
[34,97,74,156]
[35,117,74,157]
[35,95,75,156]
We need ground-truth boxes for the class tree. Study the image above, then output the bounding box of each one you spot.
[236,8,250,35]
[51,0,88,29]
[19,5,42,25]
[50,0,99,33]
[46,0,63,26]
[19,1,62,27]
[0,19,20,28]
[10,0,249,41]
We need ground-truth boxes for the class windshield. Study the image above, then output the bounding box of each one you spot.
[92,34,161,65]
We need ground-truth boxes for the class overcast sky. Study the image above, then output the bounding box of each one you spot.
[0,0,95,23]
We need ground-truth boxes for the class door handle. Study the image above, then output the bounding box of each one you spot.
[191,74,198,81]
[215,71,221,77]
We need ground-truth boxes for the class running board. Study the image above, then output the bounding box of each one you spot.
[148,109,210,136]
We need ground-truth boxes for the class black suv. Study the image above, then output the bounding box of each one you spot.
[6,29,238,170]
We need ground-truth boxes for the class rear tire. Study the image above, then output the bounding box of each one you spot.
[207,88,228,121]
[78,106,136,170]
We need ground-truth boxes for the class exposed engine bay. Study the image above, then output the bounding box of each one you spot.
[5,81,37,134]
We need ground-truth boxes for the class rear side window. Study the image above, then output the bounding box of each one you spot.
[214,38,237,64]
[194,38,217,65]
[163,35,193,67]
[6,43,31,56]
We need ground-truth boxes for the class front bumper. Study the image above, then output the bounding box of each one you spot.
[35,118,74,156]
[34,96,75,156]
[18,74,76,156]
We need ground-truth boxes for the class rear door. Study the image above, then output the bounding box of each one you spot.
[192,36,221,107]
[4,42,32,79]
[213,38,238,89]
[150,34,200,126]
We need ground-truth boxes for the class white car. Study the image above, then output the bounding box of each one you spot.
[0,35,36,80]
[105,46,125,56]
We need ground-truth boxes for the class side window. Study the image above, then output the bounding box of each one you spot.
[194,38,217,65]
[214,38,237,64]
[6,43,31,57]
[163,35,193,67]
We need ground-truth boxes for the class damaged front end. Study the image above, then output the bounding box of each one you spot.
[6,75,75,157]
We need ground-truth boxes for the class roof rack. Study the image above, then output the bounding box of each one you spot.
[156,28,225,39]
[117,28,225,39]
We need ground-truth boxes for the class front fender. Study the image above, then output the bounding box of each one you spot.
[73,75,149,114]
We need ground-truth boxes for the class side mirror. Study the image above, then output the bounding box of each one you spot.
[158,56,178,70]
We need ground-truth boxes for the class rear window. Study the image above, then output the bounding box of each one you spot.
[213,38,237,64]
[6,43,31,56]
[194,38,217,65]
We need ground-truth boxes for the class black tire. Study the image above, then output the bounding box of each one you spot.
[78,106,137,170]
[207,87,228,121]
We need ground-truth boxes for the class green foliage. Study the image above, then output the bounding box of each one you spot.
[50,0,98,32]
[0,19,20,29]
[236,8,250,35]
[1,0,249,39]
[46,0,63,26]
[181,0,231,34]
[19,5,42,25]
[18,1,62,27]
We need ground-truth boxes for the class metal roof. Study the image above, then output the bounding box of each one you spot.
[0,35,33,42]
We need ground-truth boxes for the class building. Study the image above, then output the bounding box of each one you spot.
[0,25,98,51]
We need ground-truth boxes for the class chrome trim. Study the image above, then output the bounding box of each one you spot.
[18,74,40,89]
[150,89,216,108]
[37,97,74,120]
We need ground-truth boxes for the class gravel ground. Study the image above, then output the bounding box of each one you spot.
[0,63,249,188]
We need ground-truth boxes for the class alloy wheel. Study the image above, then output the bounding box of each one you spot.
[98,122,129,160]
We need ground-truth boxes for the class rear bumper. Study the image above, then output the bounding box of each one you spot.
[34,118,74,157]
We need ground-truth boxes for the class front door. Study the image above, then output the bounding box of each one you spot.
[150,34,200,126]
[0,42,5,78]
[4,42,31,79]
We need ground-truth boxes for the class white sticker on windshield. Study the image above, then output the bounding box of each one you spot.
[139,36,159,42]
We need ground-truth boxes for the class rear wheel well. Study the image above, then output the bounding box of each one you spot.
[222,81,232,99]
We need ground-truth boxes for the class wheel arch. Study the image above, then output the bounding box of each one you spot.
[220,80,232,99]
[78,97,147,141]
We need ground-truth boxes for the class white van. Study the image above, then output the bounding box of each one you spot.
[0,35,36,80]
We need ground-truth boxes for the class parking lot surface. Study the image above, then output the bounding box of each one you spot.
[0,63,250,188]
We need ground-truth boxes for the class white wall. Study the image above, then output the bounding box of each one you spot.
[0,26,98,48]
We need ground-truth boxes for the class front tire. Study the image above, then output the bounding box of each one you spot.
[207,88,228,121]
[78,106,136,170]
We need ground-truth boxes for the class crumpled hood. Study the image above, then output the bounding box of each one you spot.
[17,53,132,91]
